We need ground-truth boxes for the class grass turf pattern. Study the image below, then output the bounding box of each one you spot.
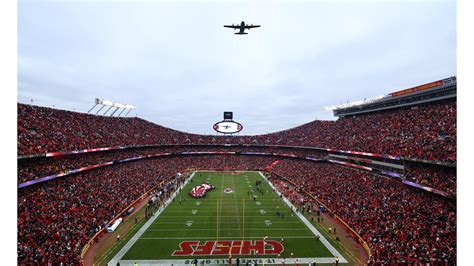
[121,171,333,260]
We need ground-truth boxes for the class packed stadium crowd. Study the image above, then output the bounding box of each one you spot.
[18,146,325,184]
[18,100,456,163]
[17,103,190,155]
[18,160,167,265]
[404,163,456,194]
[17,97,457,265]
[270,160,456,264]
[265,101,456,163]
[18,149,146,184]
[17,155,277,265]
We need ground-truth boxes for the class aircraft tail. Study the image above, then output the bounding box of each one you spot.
[234,32,248,35]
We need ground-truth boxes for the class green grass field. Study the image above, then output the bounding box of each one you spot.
[109,171,347,265]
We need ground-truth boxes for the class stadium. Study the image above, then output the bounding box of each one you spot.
[17,76,457,265]
[14,1,460,266]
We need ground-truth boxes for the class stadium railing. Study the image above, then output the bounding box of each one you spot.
[18,142,455,167]
[18,152,324,189]
[20,152,455,200]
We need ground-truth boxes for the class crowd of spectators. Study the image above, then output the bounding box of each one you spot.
[17,155,277,265]
[18,100,456,163]
[17,149,457,264]
[17,98,457,264]
[18,146,326,184]
[270,160,456,264]
[263,101,456,163]
[404,162,456,194]
[17,103,193,155]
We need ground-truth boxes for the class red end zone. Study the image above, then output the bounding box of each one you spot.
[172,240,284,256]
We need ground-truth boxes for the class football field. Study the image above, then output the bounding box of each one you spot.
[109,171,347,265]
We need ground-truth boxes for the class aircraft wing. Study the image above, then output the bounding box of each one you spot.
[245,25,261,29]
[223,25,240,29]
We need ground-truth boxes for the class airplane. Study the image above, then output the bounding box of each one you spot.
[223,125,231,129]
[224,21,260,35]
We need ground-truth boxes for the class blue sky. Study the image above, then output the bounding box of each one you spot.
[18,0,456,134]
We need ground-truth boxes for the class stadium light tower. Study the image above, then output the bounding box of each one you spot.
[88,98,136,117]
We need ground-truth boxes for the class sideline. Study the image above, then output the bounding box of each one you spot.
[107,172,195,266]
[115,257,343,265]
[260,172,348,263]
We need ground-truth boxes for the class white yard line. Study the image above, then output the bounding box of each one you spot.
[139,236,321,240]
[156,215,295,218]
[110,171,347,265]
[230,173,243,238]
[155,211,294,214]
[150,221,302,224]
[108,172,195,266]
[260,172,348,263]
[115,257,342,265]
[146,228,308,231]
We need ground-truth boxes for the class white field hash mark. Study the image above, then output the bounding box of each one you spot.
[109,172,348,266]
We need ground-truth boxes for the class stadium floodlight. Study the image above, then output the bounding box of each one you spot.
[325,95,387,111]
[88,98,137,117]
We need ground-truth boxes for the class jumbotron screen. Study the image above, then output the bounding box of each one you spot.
[224,111,233,120]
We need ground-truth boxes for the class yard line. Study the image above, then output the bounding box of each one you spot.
[242,198,245,239]
[118,258,345,265]
[262,172,348,263]
[211,198,281,200]
[151,221,302,224]
[108,172,194,266]
[161,210,270,213]
[138,236,319,240]
[155,215,298,218]
[109,171,349,265]
[168,200,281,204]
[216,197,219,240]
[231,173,242,238]
[146,228,308,231]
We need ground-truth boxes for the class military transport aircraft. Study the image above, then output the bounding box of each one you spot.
[224,21,261,35]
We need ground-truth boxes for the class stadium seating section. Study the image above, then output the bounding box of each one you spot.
[404,163,456,194]
[18,156,276,265]
[18,101,456,163]
[17,101,457,265]
[17,146,325,184]
[271,161,456,264]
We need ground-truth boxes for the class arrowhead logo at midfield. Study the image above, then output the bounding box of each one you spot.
[189,183,215,198]
[224,188,234,193]
[172,240,284,256]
